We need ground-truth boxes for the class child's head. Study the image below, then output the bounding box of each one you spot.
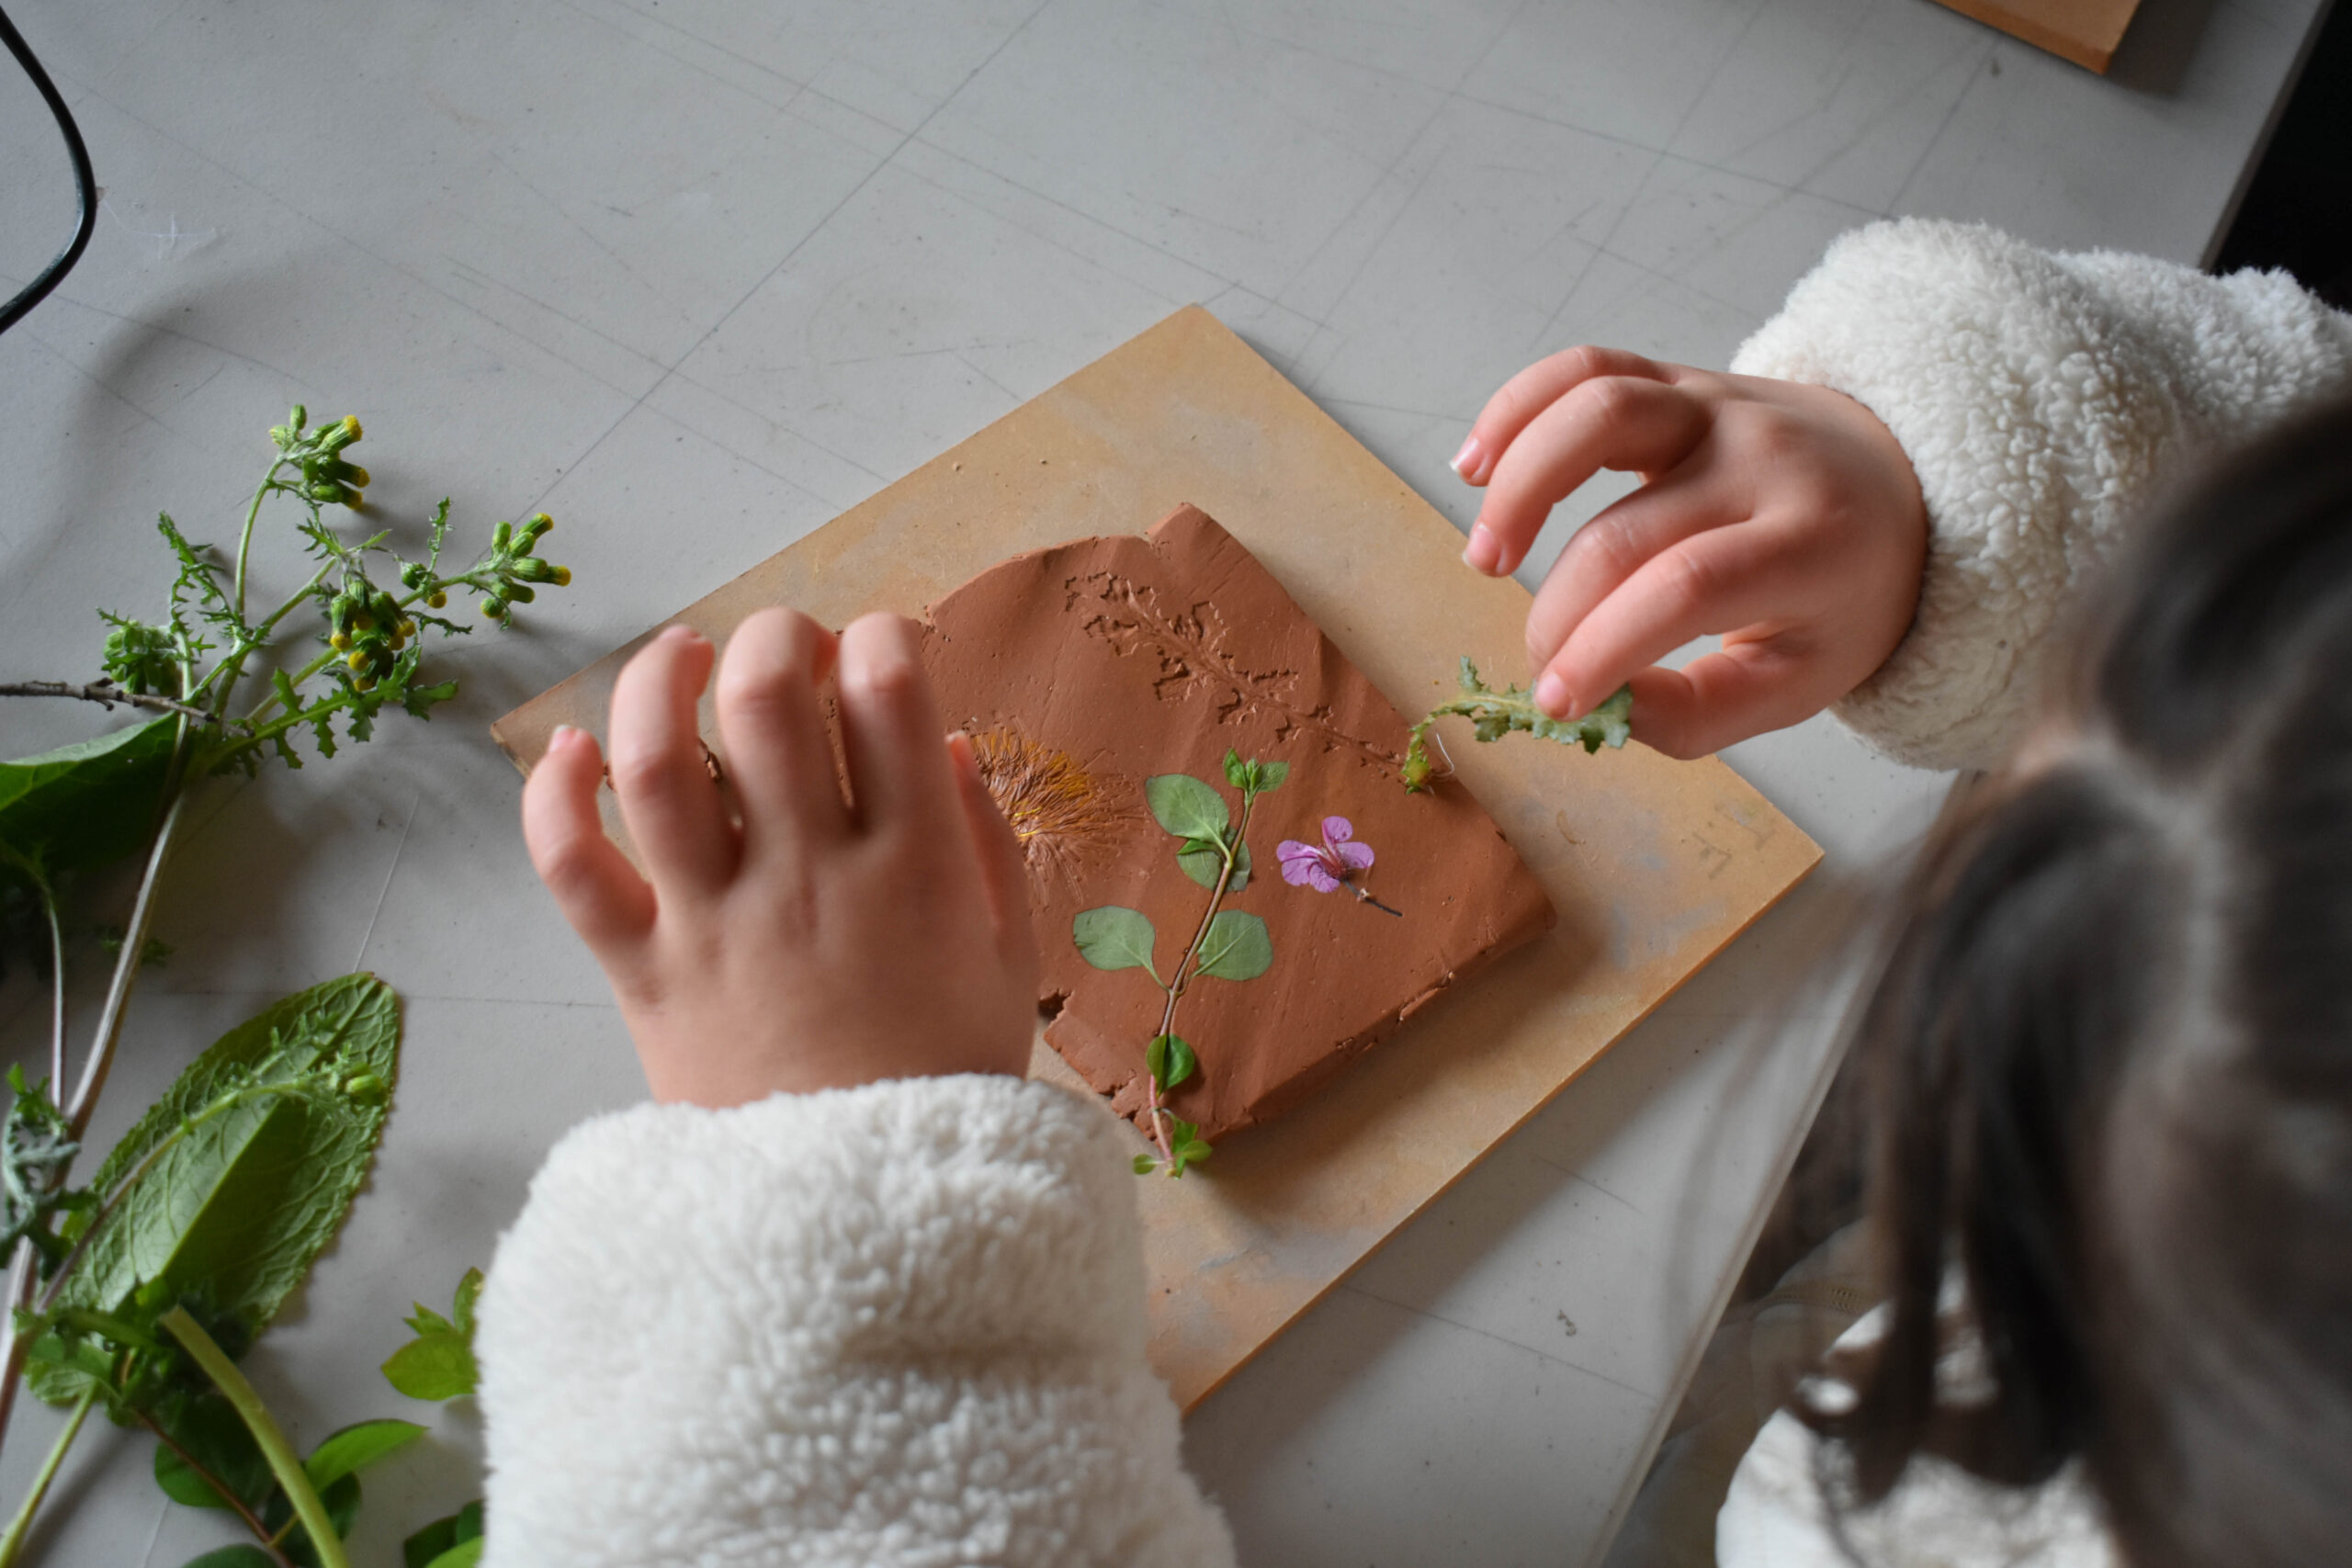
[1827,394,2352,1565]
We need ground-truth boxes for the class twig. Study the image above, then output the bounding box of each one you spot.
[0,681,231,728]
[1143,795,1254,1161]
[0,1386,96,1567]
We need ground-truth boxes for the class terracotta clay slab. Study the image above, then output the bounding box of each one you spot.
[920,503,1555,1145]
[1929,0,2141,72]
[492,306,1821,1410]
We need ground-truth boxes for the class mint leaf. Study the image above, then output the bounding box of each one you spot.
[382,1332,476,1401]
[402,1305,456,1338]
[1193,910,1272,982]
[452,1268,482,1337]
[153,1391,271,1512]
[1144,773,1227,841]
[305,1418,424,1491]
[1072,907,1157,975]
[32,975,399,1406]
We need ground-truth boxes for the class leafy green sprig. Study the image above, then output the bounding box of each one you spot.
[1072,751,1284,1176]
[1401,658,1633,790]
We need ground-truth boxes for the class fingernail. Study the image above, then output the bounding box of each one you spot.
[1450,434,1487,482]
[549,724,582,751]
[1534,672,1572,718]
[661,624,703,645]
[1463,524,1501,575]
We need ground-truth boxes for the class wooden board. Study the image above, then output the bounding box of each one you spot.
[492,307,1821,1409]
[1930,0,2142,72]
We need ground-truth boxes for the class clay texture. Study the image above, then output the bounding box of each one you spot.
[919,505,1554,1144]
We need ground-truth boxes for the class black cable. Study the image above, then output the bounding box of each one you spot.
[0,3,96,335]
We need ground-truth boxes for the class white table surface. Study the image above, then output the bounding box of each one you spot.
[0,0,2324,1562]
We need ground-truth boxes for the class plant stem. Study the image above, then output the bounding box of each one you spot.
[64,777,190,1141]
[1143,793,1254,1161]
[0,1250,37,1472]
[136,1410,297,1568]
[0,682,228,728]
[159,1307,348,1568]
[0,1385,96,1568]
[231,464,285,628]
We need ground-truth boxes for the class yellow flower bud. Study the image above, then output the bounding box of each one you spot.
[397,619,416,638]
[427,591,447,609]
[550,566,572,587]
[346,465,369,488]
[330,633,352,651]
[341,416,362,441]
[356,674,378,693]
[345,650,369,671]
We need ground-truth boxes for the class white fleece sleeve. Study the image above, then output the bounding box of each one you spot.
[1731,220,2352,772]
[474,1074,1236,1568]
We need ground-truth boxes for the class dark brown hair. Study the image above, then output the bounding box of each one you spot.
[1818,393,2352,1565]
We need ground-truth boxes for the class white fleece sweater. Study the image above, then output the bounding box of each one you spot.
[477,222,2351,1565]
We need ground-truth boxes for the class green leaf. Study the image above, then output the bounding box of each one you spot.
[381,1331,476,1401]
[424,1542,484,1568]
[1175,835,1249,892]
[1132,1154,1157,1176]
[153,1391,272,1512]
[1251,760,1288,794]
[262,1471,361,1567]
[1072,907,1157,976]
[1193,910,1272,982]
[403,1500,485,1568]
[305,1418,424,1491]
[1144,773,1227,841]
[1146,1033,1198,1092]
[32,975,400,1407]
[0,716,176,888]
[452,1268,483,1337]
[180,1549,278,1568]
[401,1305,456,1338]
[1401,662,1634,787]
[1223,750,1250,790]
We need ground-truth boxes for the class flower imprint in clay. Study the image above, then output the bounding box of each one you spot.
[1278,817,1402,917]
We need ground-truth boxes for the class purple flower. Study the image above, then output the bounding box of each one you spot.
[1278,816,1375,894]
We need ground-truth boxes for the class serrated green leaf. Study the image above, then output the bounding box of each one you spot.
[1193,910,1272,982]
[1175,835,1249,891]
[32,975,399,1407]
[381,1331,476,1401]
[1144,773,1227,841]
[305,1418,424,1491]
[0,716,176,889]
[1072,907,1157,976]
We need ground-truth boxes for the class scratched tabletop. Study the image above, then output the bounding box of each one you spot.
[0,2,2324,1563]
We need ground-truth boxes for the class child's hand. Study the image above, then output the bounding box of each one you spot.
[1453,346,1928,758]
[521,612,1040,1108]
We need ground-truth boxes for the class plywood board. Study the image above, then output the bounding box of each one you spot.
[1931,0,2142,72]
[492,307,1821,1409]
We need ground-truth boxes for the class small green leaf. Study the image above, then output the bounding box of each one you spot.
[381,1332,476,1401]
[1223,750,1250,790]
[403,1500,486,1568]
[424,1542,484,1568]
[402,1305,455,1338]
[452,1268,483,1337]
[1072,907,1158,975]
[1144,773,1227,841]
[304,1418,424,1491]
[1147,1033,1197,1091]
[1176,835,1250,891]
[1193,910,1272,982]
[152,1390,273,1513]
[1132,1154,1157,1176]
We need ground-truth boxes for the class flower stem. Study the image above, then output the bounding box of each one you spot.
[0,1385,96,1568]
[1142,793,1254,1164]
[159,1307,348,1568]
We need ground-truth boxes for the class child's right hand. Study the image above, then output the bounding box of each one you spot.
[520,611,1041,1109]
[1453,346,1928,758]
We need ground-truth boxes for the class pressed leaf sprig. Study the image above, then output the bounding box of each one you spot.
[1401,658,1633,791]
[1071,750,1284,1176]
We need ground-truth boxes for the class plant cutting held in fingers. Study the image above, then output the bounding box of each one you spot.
[1400,658,1632,791]
[1070,750,1284,1177]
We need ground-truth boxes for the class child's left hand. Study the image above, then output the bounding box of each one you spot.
[520,612,1041,1108]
